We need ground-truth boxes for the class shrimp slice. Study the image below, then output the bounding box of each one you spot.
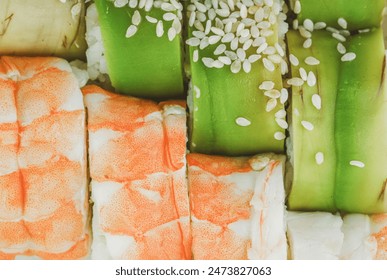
[0,56,89,259]
[83,86,190,260]
[188,153,287,260]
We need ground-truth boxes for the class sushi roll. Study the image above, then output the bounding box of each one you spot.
[186,0,289,156]
[188,153,287,260]
[286,4,387,213]
[86,0,185,98]
[0,0,87,60]
[0,56,89,259]
[83,85,191,260]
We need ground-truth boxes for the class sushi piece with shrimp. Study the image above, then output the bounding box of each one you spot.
[0,56,89,259]
[188,153,287,260]
[83,85,191,260]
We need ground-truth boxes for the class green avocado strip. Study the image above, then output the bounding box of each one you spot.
[290,0,385,31]
[334,28,387,213]
[287,30,340,211]
[94,0,185,99]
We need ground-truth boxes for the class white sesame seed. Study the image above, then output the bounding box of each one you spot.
[236,48,246,61]
[259,81,275,91]
[254,8,264,22]
[212,60,224,68]
[332,32,346,42]
[211,0,219,9]
[205,20,212,34]
[305,56,320,65]
[194,21,204,32]
[266,98,277,112]
[125,25,138,38]
[275,109,286,119]
[243,60,251,73]
[138,0,146,9]
[115,0,128,7]
[337,43,346,54]
[214,44,226,55]
[263,46,276,55]
[211,27,225,36]
[229,11,240,18]
[280,88,288,104]
[230,59,242,73]
[261,29,274,37]
[193,30,205,39]
[276,118,288,129]
[299,67,308,81]
[189,11,196,26]
[303,38,312,48]
[227,0,235,11]
[218,56,232,65]
[236,117,251,126]
[338,17,348,29]
[194,1,208,13]
[168,27,177,41]
[240,4,248,18]
[144,0,153,11]
[287,77,304,87]
[299,27,312,38]
[242,39,253,50]
[146,15,157,23]
[312,94,322,110]
[209,35,221,44]
[274,132,286,140]
[156,20,164,37]
[170,0,181,10]
[208,8,216,20]
[248,54,261,63]
[268,54,282,64]
[196,11,206,22]
[315,152,324,165]
[186,37,200,46]
[237,22,246,35]
[194,85,201,98]
[263,58,275,72]
[222,32,235,43]
[187,4,196,12]
[193,49,199,62]
[199,37,209,49]
[131,10,141,26]
[289,54,299,66]
[314,21,326,30]
[294,0,301,14]
[359,28,370,33]
[293,19,299,29]
[349,160,365,168]
[230,37,239,50]
[256,43,268,54]
[303,19,314,32]
[216,8,230,17]
[307,71,317,87]
[240,29,250,38]
[252,36,265,47]
[340,30,350,37]
[225,50,237,60]
[163,12,176,21]
[275,43,285,57]
[341,52,356,62]
[202,57,214,68]
[301,120,314,131]
[264,89,281,99]
[161,3,175,11]
[326,26,340,33]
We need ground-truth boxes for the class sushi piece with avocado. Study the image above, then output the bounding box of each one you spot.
[0,0,87,60]
[187,0,289,156]
[88,0,185,99]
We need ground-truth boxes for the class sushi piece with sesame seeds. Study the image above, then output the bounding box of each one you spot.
[0,0,87,60]
[187,0,288,156]
[289,0,385,32]
[91,0,185,99]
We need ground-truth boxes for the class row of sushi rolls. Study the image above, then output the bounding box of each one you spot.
[0,0,386,260]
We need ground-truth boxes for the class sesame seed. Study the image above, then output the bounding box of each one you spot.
[303,19,314,32]
[294,0,301,14]
[266,98,277,112]
[240,4,248,18]
[259,81,275,91]
[146,15,157,23]
[208,8,217,20]
[349,160,365,168]
[264,89,281,99]
[138,0,146,9]
[189,11,196,26]
[332,32,346,42]
[242,39,253,50]
[268,54,282,64]
[254,8,264,22]
[194,1,208,13]
[311,94,322,110]
[341,52,356,62]
[252,37,266,47]
[192,30,205,39]
[208,35,221,44]
[168,27,177,41]
[225,50,237,60]
[303,38,312,48]
[293,19,299,29]
[236,48,246,61]
[248,54,261,63]
[144,0,154,11]
[212,60,224,68]
[194,85,201,98]
[314,22,326,30]
[216,8,230,17]
[337,43,346,54]
[299,67,308,81]
[274,132,286,140]
[230,59,242,73]
[161,2,175,11]
[280,88,288,104]
[214,44,226,55]
[261,29,274,37]
[243,60,251,73]
[299,27,312,38]
[115,0,128,8]
[193,49,199,62]
[275,109,286,118]
[211,0,219,9]
[289,54,299,66]
[263,58,275,72]
[231,37,239,50]
[199,37,209,49]
[156,20,164,37]
[163,12,176,21]
[315,152,324,165]
[236,117,251,126]
[305,56,320,65]
[227,0,235,10]
[275,43,285,57]
[307,71,317,87]
[222,32,235,43]
[218,56,232,65]
[202,57,214,68]
[287,77,304,86]
[301,120,314,131]
[338,17,347,29]
[129,0,138,8]
[125,25,138,38]
[256,43,268,54]
[326,26,340,33]
[263,46,276,55]
[186,37,200,46]
[211,26,225,36]
[359,28,370,33]
[276,118,288,129]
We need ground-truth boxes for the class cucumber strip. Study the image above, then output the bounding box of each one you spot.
[94,0,185,99]
[289,0,385,31]
[334,28,387,214]
[286,30,340,211]
[187,0,288,156]
[0,0,87,60]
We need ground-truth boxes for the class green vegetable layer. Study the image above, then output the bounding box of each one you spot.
[95,0,185,99]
